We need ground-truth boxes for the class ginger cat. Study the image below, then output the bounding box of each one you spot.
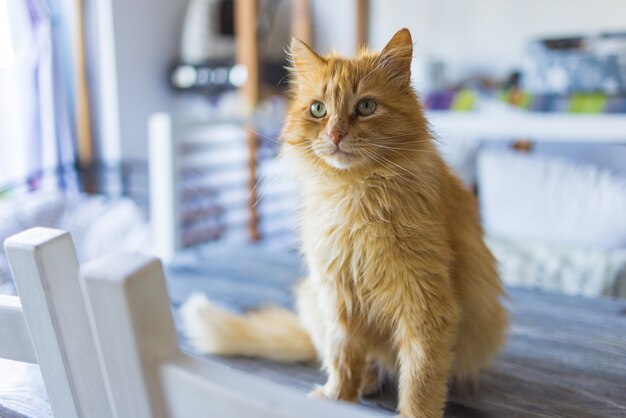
[182,28,508,418]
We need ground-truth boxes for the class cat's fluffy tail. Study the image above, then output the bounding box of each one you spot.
[180,294,317,363]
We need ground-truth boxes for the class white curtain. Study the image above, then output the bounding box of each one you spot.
[0,0,76,193]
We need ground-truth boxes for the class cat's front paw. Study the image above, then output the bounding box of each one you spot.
[308,385,329,399]
[308,384,358,402]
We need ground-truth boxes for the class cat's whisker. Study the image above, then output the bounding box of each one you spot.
[375,152,438,195]
[358,148,440,199]
[366,143,419,153]
[276,72,291,87]
[360,129,430,140]
[367,142,441,155]
[244,128,282,145]
[254,164,287,208]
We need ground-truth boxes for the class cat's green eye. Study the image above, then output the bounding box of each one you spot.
[310,101,327,118]
[356,98,377,116]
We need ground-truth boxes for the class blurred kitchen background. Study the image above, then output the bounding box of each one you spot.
[1,0,625,298]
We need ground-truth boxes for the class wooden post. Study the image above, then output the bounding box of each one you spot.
[4,227,113,418]
[292,0,312,45]
[512,139,534,153]
[235,0,261,241]
[80,254,178,418]
[355,0,368,50]
[149,113,181,260]
[75,0,93,168]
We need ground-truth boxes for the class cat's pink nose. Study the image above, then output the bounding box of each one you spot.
[329,130,347,145]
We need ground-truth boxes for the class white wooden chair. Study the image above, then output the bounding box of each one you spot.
[0,227,112,418]
[1,227,380,417]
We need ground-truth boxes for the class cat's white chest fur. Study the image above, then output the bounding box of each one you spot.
[300,180,398,285]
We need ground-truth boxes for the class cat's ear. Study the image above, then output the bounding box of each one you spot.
[288,38,324,78]
[379,28,413,85]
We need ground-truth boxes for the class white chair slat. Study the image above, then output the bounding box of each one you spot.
[160,353,384,418]
[80,254,178,418]
[4,227,113,418]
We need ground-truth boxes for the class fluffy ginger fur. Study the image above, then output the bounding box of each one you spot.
[181,28,508,418]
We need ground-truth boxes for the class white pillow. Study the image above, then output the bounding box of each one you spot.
[477,149,626,249]
[487,236,626,298]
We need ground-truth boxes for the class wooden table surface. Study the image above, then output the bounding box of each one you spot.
[165,245,626,418]
[1,244,625,418]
